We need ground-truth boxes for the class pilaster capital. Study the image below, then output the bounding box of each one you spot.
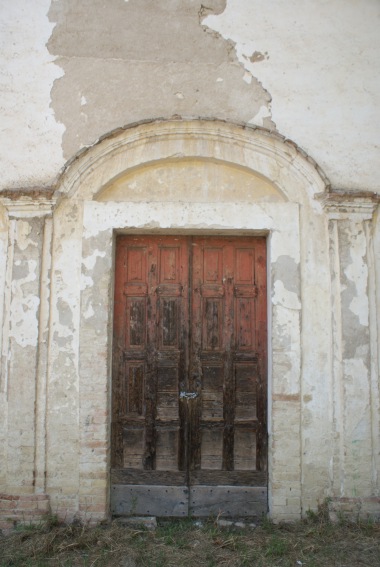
[317,190,380,220]
[0,188,56,219]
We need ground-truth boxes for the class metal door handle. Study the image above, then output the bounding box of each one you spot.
[179,391,198,400]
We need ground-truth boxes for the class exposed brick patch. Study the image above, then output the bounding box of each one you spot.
[272,394,300,402]
[328,497,380,522]
[0,494,51,533]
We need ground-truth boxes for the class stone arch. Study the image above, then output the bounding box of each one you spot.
[43,118,333,522]
[55,119,329,205]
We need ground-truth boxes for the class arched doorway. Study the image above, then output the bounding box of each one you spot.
[53,119,328,521]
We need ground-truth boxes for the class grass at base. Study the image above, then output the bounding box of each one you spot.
[0,514,379,567]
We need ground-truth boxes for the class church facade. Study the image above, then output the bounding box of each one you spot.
[0,1,379,528]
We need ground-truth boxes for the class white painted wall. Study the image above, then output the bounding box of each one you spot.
[0,0,64,189]
[204,0,380,192]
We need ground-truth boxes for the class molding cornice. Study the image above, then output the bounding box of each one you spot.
[0,189,55,218]
[317,190,380,220]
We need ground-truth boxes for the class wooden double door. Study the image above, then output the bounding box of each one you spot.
[111,235,267,518]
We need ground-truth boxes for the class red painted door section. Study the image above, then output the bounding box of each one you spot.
[111,236,267,518]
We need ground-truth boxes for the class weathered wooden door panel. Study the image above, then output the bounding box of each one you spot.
[187,237,267,515]
[112,485,189,517]
[111,235,267,518]
[112,236,189,485]
[189,486,267,517]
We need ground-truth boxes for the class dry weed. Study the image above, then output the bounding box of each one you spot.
[0,514,379,567]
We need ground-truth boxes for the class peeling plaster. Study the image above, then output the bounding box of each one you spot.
[343,356,371,446]
[349,293,369,329]
[83,302,95,320]
[83,201,281,240]
[10,260,40,348]
[80,274,94,291]
[82,250,106,271]
[338,222,370,359]
[272,256,300,296]
[203,0,380,192]
[344,236,369,327]
[249,105,272,127]
[1,0,379,196]
[50,208,82,359]
[0,110,378,523]
[15,221,38,252]
[272,280,301,316]
[57,298,74,330]
[52,331,73,348]
[81,250,109,296]
[47,0,272,159]
[270,230,300,264]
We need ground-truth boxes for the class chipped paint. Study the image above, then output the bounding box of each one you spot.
[82,250,106,271]
[9,260,40,348]
[272,280,301,311]
[344,233,369,327]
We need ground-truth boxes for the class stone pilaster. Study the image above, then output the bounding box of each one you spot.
[0,192,54,512]
[322,191,379,514]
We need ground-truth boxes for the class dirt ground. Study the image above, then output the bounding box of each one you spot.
[0,513,379,567]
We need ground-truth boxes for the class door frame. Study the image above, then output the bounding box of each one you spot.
[78,195,301,519]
